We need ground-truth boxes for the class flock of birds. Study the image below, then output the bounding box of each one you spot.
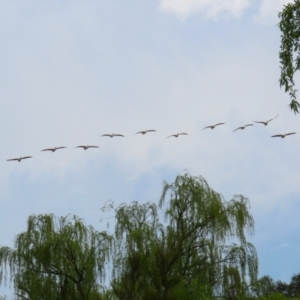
[6,114,296,162]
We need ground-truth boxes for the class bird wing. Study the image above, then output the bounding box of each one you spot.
[245,124,253,127]
[76,146,85,148]
[233,127,241,132]
[88,146,99,148]
[57,147,67,150]
[146,130,156,132]
[285,132,296,136]
[135,131,143,135]
[21,156,32,160]
[41,148,52,151]
[114,134,124,137]
[7,158,19,161]
[166,135,175,138]
[179,133,188,135]
[253,121,265,124]
[215,123,225,126]
[271,135,282,138]
[202,126,211,130]
[267,114,279,122]
[101,134,111,137]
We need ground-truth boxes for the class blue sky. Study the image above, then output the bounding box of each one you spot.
[1,0,300,296]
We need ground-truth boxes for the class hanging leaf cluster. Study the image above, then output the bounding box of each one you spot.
[279,0,300,113]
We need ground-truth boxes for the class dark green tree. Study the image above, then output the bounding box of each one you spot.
[288,273,300,298]
[254,275,277,298]
[111,173,258,300]
[276,280,289,297]
[0,214,112,300]
[278,0,300,113]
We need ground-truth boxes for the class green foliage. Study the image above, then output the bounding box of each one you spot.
[111,173,258,300]
[258,292,296,300]
[288,273,300,298]
[254,275,277,297]
[254,274,300,300]
[168,277,213,300]
[276,280,290,296]
[0,214,112,300]
[278,0,300,113]
[0,173,261,299]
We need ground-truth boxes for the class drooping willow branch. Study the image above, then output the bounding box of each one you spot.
[278,0,300,113]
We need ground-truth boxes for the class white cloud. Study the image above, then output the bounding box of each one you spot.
[273,243,289,251]
[255,0,294,23]
[159,0,253,20]
[159,0,296,24]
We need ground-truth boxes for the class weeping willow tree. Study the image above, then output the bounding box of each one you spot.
[111,201,161,300]
[111,173,258,300]
[278,0,300,113]
[0,214,112,300]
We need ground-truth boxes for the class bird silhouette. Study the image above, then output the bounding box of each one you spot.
[7,156,32,162]
[202,123,225,130]
[101,134,124,138]
[76,145,99,150]
[271,132,296,138]
[135,130,156,135]
[253,114,279,126]
[41,147,67,152]
[233,124,253,132]
[166,133,188,138]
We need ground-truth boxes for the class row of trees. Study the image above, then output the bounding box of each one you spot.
[255,274,300,299]
[0,173,297,299]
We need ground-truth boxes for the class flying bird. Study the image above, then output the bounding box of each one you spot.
[166,133,188,138]
[7,156,32,162]
[202,123,225,130]
[233,124,253,132]
[41,147,67,152]
[135,130,156,135]
[100,133,124,138]
[271,132,296,138]
[76,145,99,150]
[253,114,279,126]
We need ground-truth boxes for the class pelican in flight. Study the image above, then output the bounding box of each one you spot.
[271,132,296,138]
[233,124,253,132]
[7,156,32,162]
[135,130,156,135]
[202,123,225,130]
[166,133,188,138]
[100,134,124,138]
[41,147,66,152]
[253,114,279,126]
[76,145,99,150]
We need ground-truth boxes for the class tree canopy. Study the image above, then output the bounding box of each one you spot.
[3,173,299,299]
[111,174,258,300]
[0,214,112,300]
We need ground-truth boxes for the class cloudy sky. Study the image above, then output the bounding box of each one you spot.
[0,0,300,295]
